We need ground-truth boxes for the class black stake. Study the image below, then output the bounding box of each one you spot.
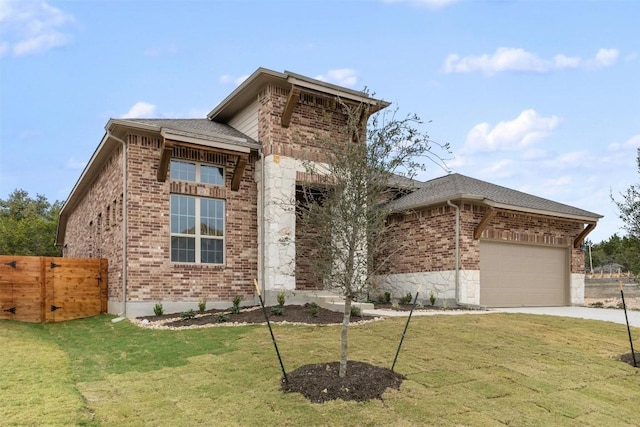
[619,281,637,368]
[254,279,288,383]
[392,286,422,372]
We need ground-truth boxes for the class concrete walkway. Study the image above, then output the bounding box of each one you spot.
[362,306,640,328]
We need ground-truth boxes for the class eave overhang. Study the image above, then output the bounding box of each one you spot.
[207,67,390,123]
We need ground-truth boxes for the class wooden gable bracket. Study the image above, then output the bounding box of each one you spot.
[231,156,247,191]
[281,86,301,128]
[474,208,497,239]
[573,222,596,248]
[157,139,175,182]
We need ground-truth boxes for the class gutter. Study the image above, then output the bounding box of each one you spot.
[447,200,460,303]
[107,130,128,321]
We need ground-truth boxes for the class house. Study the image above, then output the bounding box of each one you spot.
[55,67,602,316]
[378,173,602,307]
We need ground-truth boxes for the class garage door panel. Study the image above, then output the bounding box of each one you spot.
[480,241,568,307]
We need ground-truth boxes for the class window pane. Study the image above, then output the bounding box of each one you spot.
[201,238,223,264]
[200,199,224,237]
[201,165,224,185]
[171,195,195,234]
[171,236,195,262]
[170,160,196,182]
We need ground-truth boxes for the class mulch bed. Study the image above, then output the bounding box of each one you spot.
[282,360,404,403]
[620,352,640,368]
[136,304,378,328]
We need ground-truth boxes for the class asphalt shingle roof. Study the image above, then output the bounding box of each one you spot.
[387,173,602,220]
[122,118,260,149]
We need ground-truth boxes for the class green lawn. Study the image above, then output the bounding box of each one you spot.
[1,313,639,426]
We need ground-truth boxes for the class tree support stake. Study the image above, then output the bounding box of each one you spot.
[254,279,288,384]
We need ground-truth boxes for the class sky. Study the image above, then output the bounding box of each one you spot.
[0,0,638,243]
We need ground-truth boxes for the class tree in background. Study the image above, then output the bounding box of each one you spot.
[0,189,62,256]
[612,148,640,239]
[586,235,640,275]
[296,97,450,377]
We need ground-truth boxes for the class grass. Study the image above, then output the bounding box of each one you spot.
[1,313,639,426]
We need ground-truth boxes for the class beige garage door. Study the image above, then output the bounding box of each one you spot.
[480,241,568,307]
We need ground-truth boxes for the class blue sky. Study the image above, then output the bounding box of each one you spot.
[0,0,638,243]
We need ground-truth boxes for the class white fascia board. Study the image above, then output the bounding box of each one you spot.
[483,200,601,222]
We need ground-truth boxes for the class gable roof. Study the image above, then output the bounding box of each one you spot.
[386,173,602,222]
[113,118,260,150]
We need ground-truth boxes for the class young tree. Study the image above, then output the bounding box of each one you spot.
[612,148,640,239]
[296,98,450,377]
[0,189,62,256]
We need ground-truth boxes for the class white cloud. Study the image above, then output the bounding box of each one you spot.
[219,74,249,86]
[0,0,74,57]
[382,0,459,9]
[444,47,619,76]
[463,109,562,153]
[608,134,640,151]
[479,159,514,179]
[315,69,358,87]
[121,102,157,119]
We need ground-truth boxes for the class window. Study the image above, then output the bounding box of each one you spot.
[170,195,224,264]
[170,160,224,186]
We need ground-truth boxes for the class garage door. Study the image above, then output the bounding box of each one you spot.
[480,241,568,307]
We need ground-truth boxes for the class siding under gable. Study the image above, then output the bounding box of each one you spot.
[228,99,259,141]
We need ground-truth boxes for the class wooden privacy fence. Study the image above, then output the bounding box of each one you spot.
[0,256,107,323]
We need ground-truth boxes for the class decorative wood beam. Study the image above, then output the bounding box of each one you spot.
[157,139,175,182]
[574,222,596,248]
[281,86,300,128]
[231,156,247,191]
[474,208,496,239]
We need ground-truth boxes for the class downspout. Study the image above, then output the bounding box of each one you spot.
[259,148,266,299]
[108,131,128,320]
[447,200,460,303]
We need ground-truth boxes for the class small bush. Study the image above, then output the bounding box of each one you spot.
[590,301,604,308]
[429,292,436,306]
[271,306,285,316]
[231,295,242,314]
[198,298,207,313]
[384,292,391,303]
[391,300,400,310]
[181,309,196,320]
[350,305,361,317]
[377,293,386,303]
[276,291,286,307]
[216,313,229,323]
[400,293,413,305]
[153,303,164,317]
[308,302,320,317]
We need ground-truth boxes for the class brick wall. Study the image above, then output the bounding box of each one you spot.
[382,202,586,275]
[64,132,259,307]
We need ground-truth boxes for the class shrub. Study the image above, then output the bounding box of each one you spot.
[231,295,242,314]
[153,303,164,317]
[198,298,207,313]
[400,292,413,305]
[350,305,361,317]
[216,313,229,323]
[590,301,604,308]
[429,292,436,306]
[181,309,196,320]
[384,292,391,303]
[271,306,285,316]
[308,302,320,317]
[276,291,286,307]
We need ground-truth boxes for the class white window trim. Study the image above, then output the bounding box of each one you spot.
[170,195,225,265]
[170,159,225,186]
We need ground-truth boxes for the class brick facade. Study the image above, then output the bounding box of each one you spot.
[382,202,585,276]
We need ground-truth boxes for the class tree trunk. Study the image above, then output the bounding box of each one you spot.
[339,295,352,378]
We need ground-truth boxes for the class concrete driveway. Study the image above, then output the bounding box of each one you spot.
[493,306,640,328]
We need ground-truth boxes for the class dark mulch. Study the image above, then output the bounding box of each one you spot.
[282,360,404,403]
[620,352,640,368]
[373,302,470,311]
[137,304,377,327]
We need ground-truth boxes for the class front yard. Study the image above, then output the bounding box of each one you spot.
[1,312,639,426]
